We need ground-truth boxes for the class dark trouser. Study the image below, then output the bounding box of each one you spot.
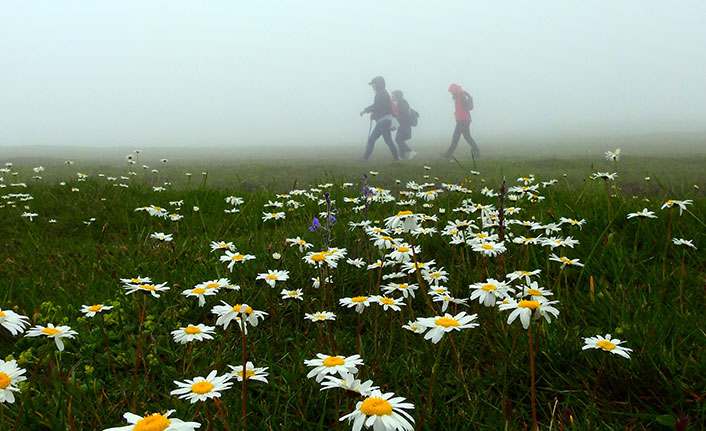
[396,126,412,157]
[444,120,479,157]
[363,119,399,161]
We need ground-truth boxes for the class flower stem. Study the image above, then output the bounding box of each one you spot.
[241,323,247,431]
[416,342,444,431]
[448,334,472,402]
[529,320,538,431]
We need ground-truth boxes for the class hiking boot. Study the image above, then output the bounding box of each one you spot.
[408,151,418,160]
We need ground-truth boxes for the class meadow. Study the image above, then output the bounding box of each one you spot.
[0,148,704,430]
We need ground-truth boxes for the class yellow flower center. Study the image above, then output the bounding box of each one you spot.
[526,289,542,296]
[351,296,367,303]
[381,236,393,241]
[153,206,162,210]
[206,283,220,289]
[314,314,327,320]
[88,305,103,312]
[42,327,61,336]
[232,304,253,314]
[311,253,326,262]
[0,372,11,389]
[184,326,201,335]
[597,340,616,351]
[299,239,306,245]
[133,413,171,431]
[0,311,5,317]
[238,370,256,379]
[139,284,157,291]
[323,356,345,367]
[360,397,393,416]
[190,381,214,394]
[476,233,487,239]
[481,284,497,291]
[518,300,540,310]
[131,278,142,283]
[266,274,278,280]
[397,284,408,289]
[380,297,395,305]
[271,213,278,217]
[231,254,244,261]
[397,246,409,253]
[481,244,494,250]
[397,210,413,216]
[560,257,572,264]
[288,292,298,296]
[436,317,459,327]
[192,288,206,294]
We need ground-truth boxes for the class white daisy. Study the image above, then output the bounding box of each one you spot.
[582,334,632,359]
[24,323,78,351]
[170,370,233,403]
[0,359,26,404]
[80,304,114,317]
[498,297,560,329]
[256,270,290,288]
[228,361,269,383]
[320,372,379,397]
[123,282,170,298]
[469,279,514,307]
[211,302,267,331]
[549,254,584,268]
[373,296,405,312]
[171,324,216,344]
[103,410,200,431]
[339,296,374,314]
[382,282,419,299]
[280,288,304,301]
[627,208,657,219]
[417,312,479,344]
[304,354,364,382]
[0,309,30,335]
[305,311,337,322]
[220,250,256,272]
[339,389,415,431]
[150,232,173,242]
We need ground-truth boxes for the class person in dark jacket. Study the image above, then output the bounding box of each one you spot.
[391,90,417,160]
[360,76,400,161]
[441,83,480,159]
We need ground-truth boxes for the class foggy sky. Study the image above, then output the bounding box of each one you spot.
[1,1,705,149]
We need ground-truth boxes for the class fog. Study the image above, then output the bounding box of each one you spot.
[1,1,705,153]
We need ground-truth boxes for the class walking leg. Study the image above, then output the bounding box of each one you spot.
[462,123,480,158]
[443,121,463,158]
[363,123,383,160]
[381,121,400,160]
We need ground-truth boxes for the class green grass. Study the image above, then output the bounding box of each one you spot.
[0,155,704,430]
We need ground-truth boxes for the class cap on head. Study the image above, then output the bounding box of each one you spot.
[368,76,386,90]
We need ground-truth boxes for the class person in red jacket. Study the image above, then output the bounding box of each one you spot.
[441,83,480,159]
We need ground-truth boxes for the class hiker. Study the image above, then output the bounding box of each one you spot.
[441,83,480,159]
[391,90,418,160]
[360,76,400,161]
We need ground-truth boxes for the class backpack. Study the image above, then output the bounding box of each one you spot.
[391,100,399,117]
[463,91,474,111]
[409,108,420,127]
